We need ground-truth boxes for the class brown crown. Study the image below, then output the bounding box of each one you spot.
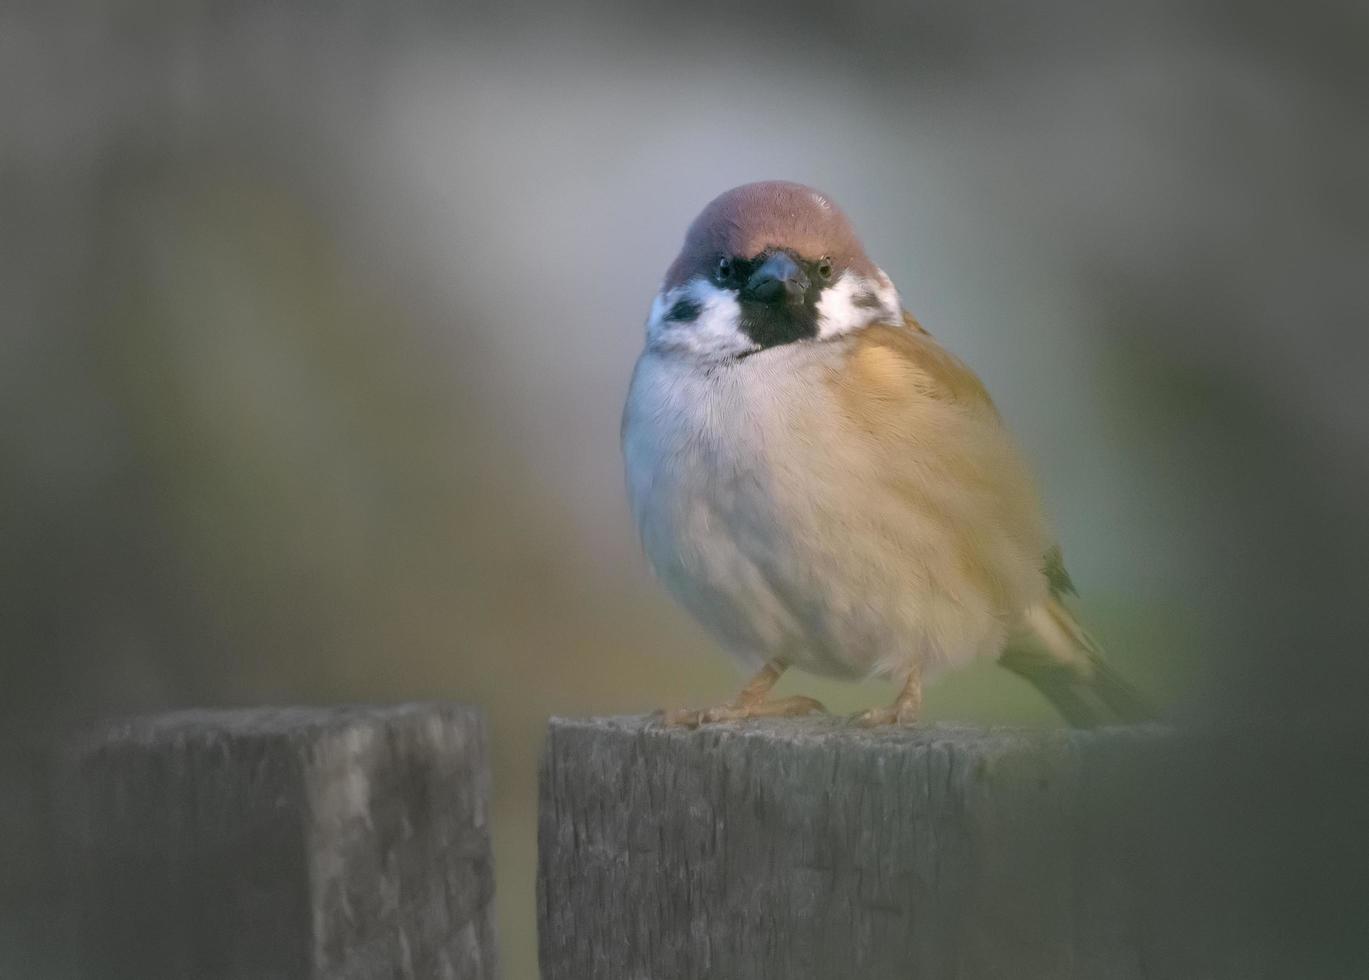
[664,181,877,290]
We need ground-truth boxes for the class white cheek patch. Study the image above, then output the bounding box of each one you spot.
[815,270,902,339]
[645,278,756,358]
[645,269,902,357]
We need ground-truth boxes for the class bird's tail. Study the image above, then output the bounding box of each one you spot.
[999,597,1155,728]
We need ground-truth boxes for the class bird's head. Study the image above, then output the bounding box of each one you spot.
[645,181,902,360]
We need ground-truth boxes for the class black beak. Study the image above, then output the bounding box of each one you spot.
[744,252,809,306]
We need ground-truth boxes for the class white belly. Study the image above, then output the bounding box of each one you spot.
[621,343,1047,681]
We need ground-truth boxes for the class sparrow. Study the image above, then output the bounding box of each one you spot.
[621,181,1153,727]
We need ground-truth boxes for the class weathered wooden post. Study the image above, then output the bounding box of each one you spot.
[538,716,1263,980]
[59,704,498,980]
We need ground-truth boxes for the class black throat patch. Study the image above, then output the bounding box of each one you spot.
[739,296,820,350]
[732,253,824,352]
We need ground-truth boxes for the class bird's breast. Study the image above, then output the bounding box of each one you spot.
[622,347,837,519]
[621,339,1048,676]
[621,344,908,672]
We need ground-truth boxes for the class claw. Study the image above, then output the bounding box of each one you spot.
[849,704,921,728]
[850,666,923,727]
[659,707,705,729]
[660,695,827,728]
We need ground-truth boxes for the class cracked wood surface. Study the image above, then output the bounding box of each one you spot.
[538,716,1260,980]
[60,704,498,980]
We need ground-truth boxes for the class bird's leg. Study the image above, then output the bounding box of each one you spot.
[851,663,923,727]
[661,658,827,728]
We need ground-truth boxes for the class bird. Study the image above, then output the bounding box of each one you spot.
[621,180,1153,728]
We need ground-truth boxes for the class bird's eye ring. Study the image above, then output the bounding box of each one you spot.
[816,257,834,281]
[715,256,733,282]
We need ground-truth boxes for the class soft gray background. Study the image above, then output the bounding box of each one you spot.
[4,2,1366,976]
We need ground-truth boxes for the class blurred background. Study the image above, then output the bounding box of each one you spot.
[3,1,1366,976]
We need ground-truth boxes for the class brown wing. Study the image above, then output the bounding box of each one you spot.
[834,314,1000,424]
[823,312,1052,614]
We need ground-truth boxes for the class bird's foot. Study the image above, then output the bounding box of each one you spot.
[849,703,921,727]
[850,669,923,727]
[659,695,827,729]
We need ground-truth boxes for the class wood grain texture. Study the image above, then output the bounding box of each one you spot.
[538,716,1264,980]
[59,704,497,980]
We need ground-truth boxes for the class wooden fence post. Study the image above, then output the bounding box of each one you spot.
[538,715,1261,980]
[59,704,498,980]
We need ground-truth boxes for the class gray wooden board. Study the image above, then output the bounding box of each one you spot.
[58,703,498,980]
[538,716,1270,980]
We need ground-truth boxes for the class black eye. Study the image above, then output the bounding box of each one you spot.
[816,257,834,281]
[715,256,733,283]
